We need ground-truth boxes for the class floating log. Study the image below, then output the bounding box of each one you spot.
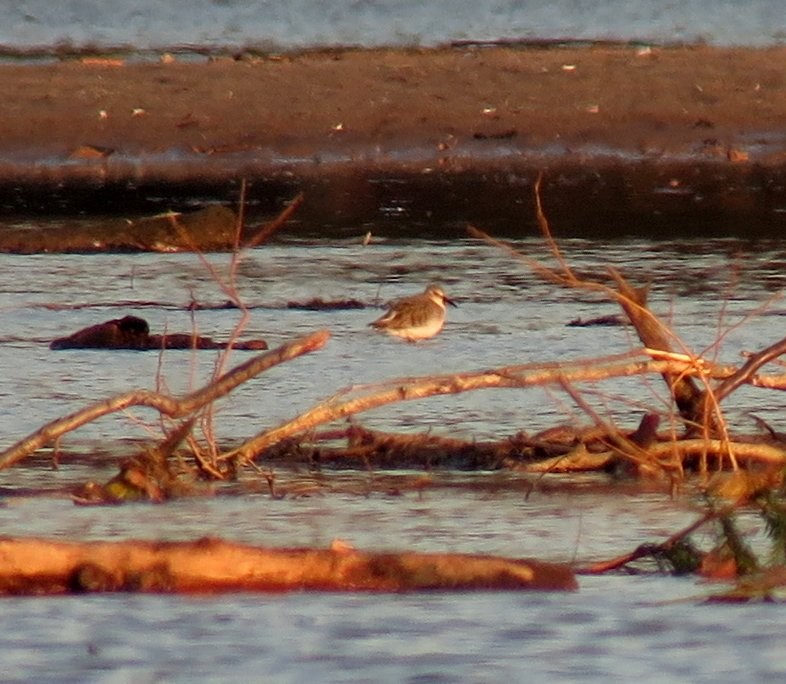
[50,315,267,351]
[0,537,577,595]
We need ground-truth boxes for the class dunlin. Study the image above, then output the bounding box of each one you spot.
[369,284,456,341]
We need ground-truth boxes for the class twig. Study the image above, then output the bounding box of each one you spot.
[243,193,304,250]
[198,179,251,456]
[469,177,743,459]
[533,173,575,281]
[714,335,786,403]
[167,188,302,462]
[579,498,746,575]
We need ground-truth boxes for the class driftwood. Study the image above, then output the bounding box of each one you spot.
[264,421,786,477]
[522,438,786,474]
[5,335,786,480]
[265,424,520,470]
[0,537,577,595]
[50,314,268,351]
[610,273,706,426]
[3,186,786,595]
[227,349,786,471]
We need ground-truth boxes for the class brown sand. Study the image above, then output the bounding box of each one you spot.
[1,44,786,236]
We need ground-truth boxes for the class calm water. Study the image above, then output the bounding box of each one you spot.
[4,0,785,53]
[1,235,786,680]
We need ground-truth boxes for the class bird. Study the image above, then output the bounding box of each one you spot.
[369,284,457,341]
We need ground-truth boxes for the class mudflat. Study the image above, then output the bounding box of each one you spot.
[1,44,785,237]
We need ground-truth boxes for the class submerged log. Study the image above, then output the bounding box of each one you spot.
[566,314,626,327]
[0,537,577,595]
[268,425,521,470]
[274,421,786,476]
[50,315,267,351]
[286,298,366,311]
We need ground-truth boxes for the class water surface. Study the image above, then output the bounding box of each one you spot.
[4,0,785,53]
[1,235,785,680]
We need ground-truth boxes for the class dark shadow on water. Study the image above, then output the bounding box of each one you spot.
[1,158,784,242]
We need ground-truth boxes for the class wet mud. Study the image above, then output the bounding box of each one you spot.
[1,44,785,242]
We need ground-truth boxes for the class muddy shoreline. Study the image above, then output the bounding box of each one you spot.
[2,44,786,239]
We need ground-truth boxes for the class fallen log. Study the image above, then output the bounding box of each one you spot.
[0,537,577,594]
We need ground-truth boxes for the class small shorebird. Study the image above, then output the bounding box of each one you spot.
[369,284,457,342]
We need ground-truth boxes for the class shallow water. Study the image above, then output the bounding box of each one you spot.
[4,0,786,53]
[2,234,786,680]
[0,235,783,445]
[4,576,785,683]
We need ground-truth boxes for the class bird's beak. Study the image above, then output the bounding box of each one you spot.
[444,295,458,308]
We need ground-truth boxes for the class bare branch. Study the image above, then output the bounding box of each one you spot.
[228,352,773,465]
[243,193,304,250]
[469,178,722,435]
[714,335,786,402]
